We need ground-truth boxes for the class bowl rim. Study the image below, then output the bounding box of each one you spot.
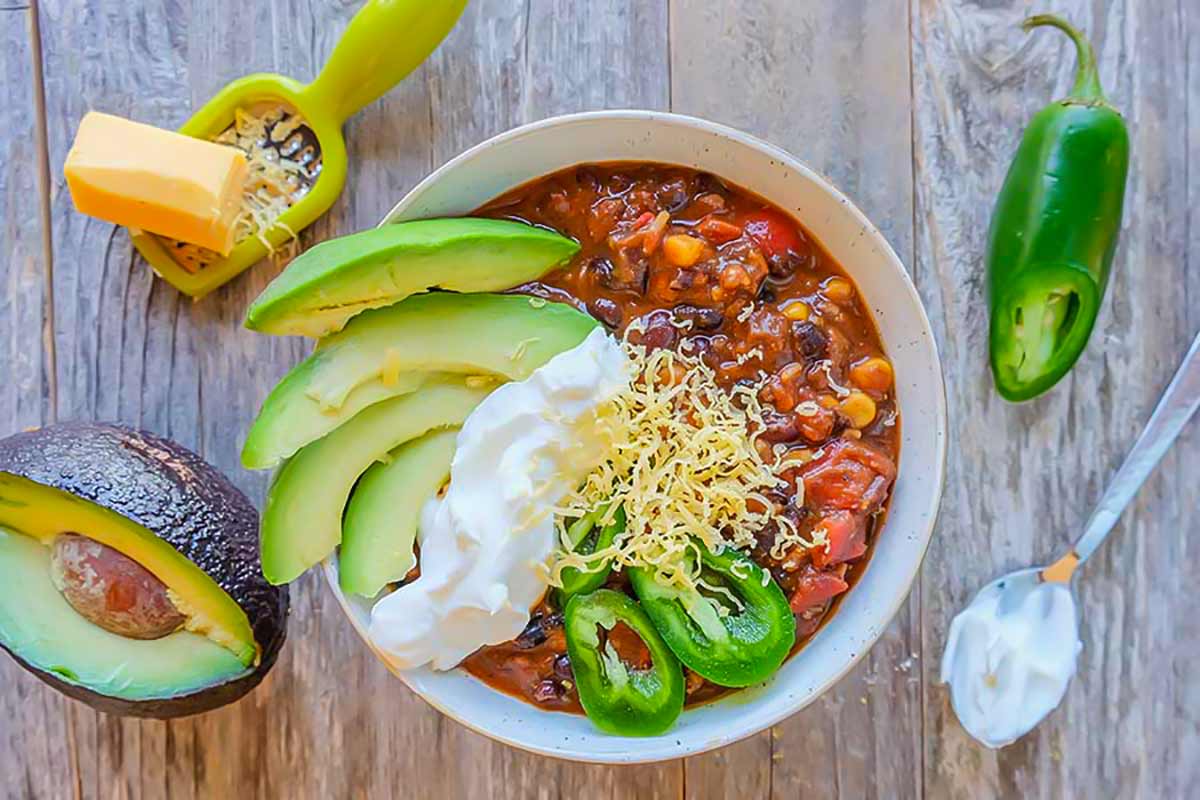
[321,108,948,763]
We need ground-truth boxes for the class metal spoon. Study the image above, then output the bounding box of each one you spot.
[943,329,1200,745]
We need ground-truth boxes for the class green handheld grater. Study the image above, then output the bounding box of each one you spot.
[131,0,468,298]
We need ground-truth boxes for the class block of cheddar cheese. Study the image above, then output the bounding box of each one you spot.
[64,112,249,256]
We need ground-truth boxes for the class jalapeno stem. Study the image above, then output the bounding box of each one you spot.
[1022,14,1107,103]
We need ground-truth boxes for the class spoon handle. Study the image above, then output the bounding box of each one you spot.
[1074,330,1200,565]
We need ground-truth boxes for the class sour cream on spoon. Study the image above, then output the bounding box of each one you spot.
[369,328,630,670]
[942,330,1200,748]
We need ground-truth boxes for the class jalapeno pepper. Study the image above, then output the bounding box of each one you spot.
[556,506,625,602]
[987,14,1129,402]
[563,589,684,737]
[629,544,795,687]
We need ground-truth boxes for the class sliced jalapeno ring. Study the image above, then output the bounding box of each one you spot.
[630,544,795,688]
[556,506,625,601]
[564,589,684,737]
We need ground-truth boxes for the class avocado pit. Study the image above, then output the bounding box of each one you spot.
[50,533,185,640]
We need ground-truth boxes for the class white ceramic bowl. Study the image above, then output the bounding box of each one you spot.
[322,110,947,763]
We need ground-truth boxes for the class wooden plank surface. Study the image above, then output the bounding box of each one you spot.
[2,0,1197,797]
[911,1,1199,798]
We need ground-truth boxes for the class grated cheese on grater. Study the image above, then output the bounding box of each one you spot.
[161,106,319,272]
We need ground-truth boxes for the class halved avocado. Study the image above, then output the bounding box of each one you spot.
[339,427,458,598]
[241,292,597,470]
[244,218,580,338]
[261,380,490,585]
[0,423,287,718]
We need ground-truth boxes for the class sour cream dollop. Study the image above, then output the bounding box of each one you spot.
[368,328,630,670]
[940,579,1082,748]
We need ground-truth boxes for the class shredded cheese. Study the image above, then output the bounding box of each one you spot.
[550,326,818,593]
[735,346,764,366]
[164,106,318,271]
[817,360,852,397]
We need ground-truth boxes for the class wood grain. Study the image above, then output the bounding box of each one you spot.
[17,0,677,797]
[911,0,1199,797]
[4,0,1198,797]
[0,5,66,800]
[670,2,921,798]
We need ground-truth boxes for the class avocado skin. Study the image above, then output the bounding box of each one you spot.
[0,422,288,717]
[3,646,267,719]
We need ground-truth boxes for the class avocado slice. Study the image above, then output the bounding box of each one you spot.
[0,423,287,718]
[261,380,490,585]
[245,218,581,338]
[339,427,457,598]
[241,292,598,470]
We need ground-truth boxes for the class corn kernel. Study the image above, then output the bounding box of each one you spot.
[849,357,893,394]
[824,277,854,303]
[662,234,705,267]
[783,301,811,321]
[838,391,877,429]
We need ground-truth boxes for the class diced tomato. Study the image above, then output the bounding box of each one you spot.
[696,216,744,244]
[789,567,849,614]
[741,209,801,257]
[810,509,867,568]
[799,438,897,513]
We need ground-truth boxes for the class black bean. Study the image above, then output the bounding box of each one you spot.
[607,173,632,193]
[533,680,564,703]
[588,297,623,328]
[696,172,729,197]
[657,178,691,213]
[792,321,829,361]
[767,251,803,279]
[552,653,574,680]
[515,613,549,649]
[673,304,724,331]
[575,168,600,192]
[636,309,679,351]
[586,256,615,282]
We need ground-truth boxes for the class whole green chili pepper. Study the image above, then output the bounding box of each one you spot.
[629,544,795,688]
[564,589,684,737]
[987,14,1129,402]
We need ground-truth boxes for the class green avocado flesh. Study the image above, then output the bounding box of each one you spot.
[261,380,491,585]
[0,474,256,666]
[339,428,458,598]
[241,292,598,470]
[0,529,247,701]
[245,218,581,338]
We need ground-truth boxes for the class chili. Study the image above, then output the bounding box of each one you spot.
[461,162,900,715]
[987,14,1129,401]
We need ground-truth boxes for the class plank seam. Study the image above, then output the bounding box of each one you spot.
[904,2,926,798]
[28,0,57,423]
[1182,0,1193,322]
